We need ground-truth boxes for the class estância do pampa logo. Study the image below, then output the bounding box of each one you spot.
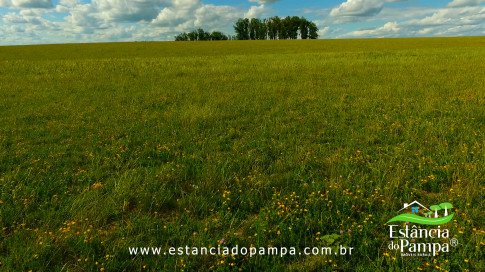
[386,201,458,257]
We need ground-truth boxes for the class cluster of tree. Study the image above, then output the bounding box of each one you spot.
[175,29,235,41]
[234,16,318,40]
[174,16,318,41]
[427,203,453,218]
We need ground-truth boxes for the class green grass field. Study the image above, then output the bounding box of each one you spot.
[0,37,484,271]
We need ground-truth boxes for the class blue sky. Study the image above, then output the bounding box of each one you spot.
[0,0,484,45]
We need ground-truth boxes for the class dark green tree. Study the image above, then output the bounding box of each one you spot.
[249,18,259,40]
[175,29,229,41]
[268,16,281,40]
[197,28,210,41]
[231,16,319,40]
[308,22,318,39]
[187,31,197,41]
[175,32,189,41]
[234,18,250,40]
[210,31,228,40]
[257,19,268,40]
[299,18,309,39]
[289,16,300,39]
[279,16,290,39]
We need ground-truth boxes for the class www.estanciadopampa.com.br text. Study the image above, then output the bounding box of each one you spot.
[129,245,354,258]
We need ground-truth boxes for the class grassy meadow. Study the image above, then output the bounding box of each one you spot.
[0,37,484,271]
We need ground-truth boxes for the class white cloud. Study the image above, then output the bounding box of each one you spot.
[249,0,280,4]
[245,4,272,18]
[330,0,406,19]
[64,4,102,29]
[377,6,436,21]
[56,4,69,13]
[447,0,485,7]
[59,0,81,8]
[193,4,241,29]
[418,27,434,35]
[1,0,255,44]
[1,0,485,44]
[151,2,241,32]
[2,9,54,25]
[0,0,53,8]
[101,25,137,40]
[318,26,330,37]
[92,0,173,22]
[338,4,485,39]
[19,8,45,16]
[405,6,485,26]
[151,6,192,27]
[2,12,29,23]
[14,0,52,8]
[1,8,60,40]
[345,21,400,37]
[330,0,384,17]
[442,24,479,33]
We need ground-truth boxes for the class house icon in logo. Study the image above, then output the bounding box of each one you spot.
[387,200,454,225]
[398,201,431,214]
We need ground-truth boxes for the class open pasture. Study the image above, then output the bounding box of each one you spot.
[0,37,484,271]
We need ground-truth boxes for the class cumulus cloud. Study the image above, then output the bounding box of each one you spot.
[441,24,480,34]
[339,4,485,39]
[64,4,102,29]
[0,0,53,8]
[149,0,200,27]
[2,8,56,26]
[447,0,485,7]
[59,0,81,8]
[330,0,384,17]
[1,0,485,44]
[245,4,272,18]
[418,27,434,35]
[19,8,45,16]
[345,21,400,38]
[193,4,241,28]
[101,25,137,40]
[91,0,173,22]
[330,0,405,19]
[318,26,330,37]
[405,6,485,26]
[151,6,193,27]
[55,4,69,13]
[1,9,59,39]
[2,12,29,23]
[152,2,241,31]
[248,0,280,5]
[1,0,254,43]
[376,6,436,21]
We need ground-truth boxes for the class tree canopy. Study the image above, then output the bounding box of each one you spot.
[234,16,318,40]
[439,203,453,216]
[429,205,442,218]
[174,16,319,41]
[175,29,233,41]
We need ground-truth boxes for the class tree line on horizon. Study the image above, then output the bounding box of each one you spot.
[175,29,235,41]
[234,17,318,40]
[175,16,318,41]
